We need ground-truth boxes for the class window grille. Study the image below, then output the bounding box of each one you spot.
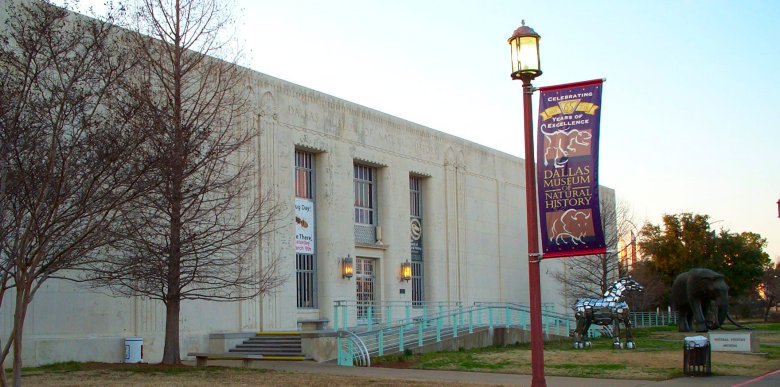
[296,253,316,308]
[410,176,424,306]
[295,150,316,308]
[412,261,423,307]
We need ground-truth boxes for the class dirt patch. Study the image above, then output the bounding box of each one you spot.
[20,366,483,387]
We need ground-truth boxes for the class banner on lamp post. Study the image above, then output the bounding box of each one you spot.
[536,79,606,259]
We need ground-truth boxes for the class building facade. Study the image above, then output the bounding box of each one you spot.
[1,39,616,367]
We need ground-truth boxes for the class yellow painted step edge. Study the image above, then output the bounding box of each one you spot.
[202,355,304,361]
[262,356,306,361]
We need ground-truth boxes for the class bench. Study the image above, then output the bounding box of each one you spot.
[187,352,263,367]
[297,318,329,331]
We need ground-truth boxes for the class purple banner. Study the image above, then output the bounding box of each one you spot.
[536,79,606,259]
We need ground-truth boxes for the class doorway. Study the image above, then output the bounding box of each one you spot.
[355,257,377,322]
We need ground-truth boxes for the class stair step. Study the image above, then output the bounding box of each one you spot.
[244,339,301,345]
[224,332,305,361]
[233,345,302,352]
[234,347,301,352]
[242,341,301,347]
[229,349,304,356]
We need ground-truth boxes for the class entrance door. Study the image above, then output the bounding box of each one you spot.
[355,257,376,322]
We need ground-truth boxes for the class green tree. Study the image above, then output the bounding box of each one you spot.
[639,213,770,300]
[712,231,770,297]
[639,213,716,284]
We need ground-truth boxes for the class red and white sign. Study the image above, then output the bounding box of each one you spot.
[295,198,315,254]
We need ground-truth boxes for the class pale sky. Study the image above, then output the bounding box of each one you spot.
[72,0,780,262]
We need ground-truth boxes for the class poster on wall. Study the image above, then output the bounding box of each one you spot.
[295,198,315,254]
[536,79,606,259]
[410,217,422,261]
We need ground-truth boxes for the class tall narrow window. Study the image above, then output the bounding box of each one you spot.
[354,164,377,244]
[295,150,316,308]
[410,176,424,307]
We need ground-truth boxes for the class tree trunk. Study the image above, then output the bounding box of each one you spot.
[0,338,5,387]
[12,283,29,387]
[161,298,181,364]
[163,153,183,364]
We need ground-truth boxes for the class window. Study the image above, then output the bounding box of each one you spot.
[353,164,375,225]
[410,176,422,218]
[295,150,316,308]
[354,164,377,244]
[295,151,313,199]
[296,253,316,308]
[410,176,424,306]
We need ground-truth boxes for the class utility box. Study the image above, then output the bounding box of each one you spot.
[124,337,144,363]
[683,336,711,376]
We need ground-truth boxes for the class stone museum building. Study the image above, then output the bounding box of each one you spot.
[1,4,616,367]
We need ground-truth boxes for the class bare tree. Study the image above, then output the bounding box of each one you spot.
[551,195,637,307]
[83,0,286,364]
[623,260,665,312]
[0,1,142,385]
[761,262,780,321]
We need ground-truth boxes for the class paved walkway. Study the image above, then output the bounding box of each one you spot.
[198,359,780,387]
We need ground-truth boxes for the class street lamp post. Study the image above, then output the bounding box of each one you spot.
[776,198,779,218]
[508,21,546,387]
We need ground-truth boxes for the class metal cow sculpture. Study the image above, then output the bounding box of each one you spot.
[573,277,644,349]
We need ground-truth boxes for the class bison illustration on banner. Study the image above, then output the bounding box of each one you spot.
[541,126,592,169]
[547,209,596,246]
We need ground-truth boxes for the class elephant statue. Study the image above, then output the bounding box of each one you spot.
[671,268,729,332]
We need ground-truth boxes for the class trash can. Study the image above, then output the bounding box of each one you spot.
[124,337,144,363]
[683,336,710,376]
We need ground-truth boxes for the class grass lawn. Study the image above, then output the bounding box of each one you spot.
[372,324,780,380]
[8,324,780,385]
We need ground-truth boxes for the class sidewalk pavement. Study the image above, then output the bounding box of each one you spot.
[198,359,780,387]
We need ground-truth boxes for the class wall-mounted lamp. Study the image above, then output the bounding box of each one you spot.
[341,255,353,279]
[401,260,412,282]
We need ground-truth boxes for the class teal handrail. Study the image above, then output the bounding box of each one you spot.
[335,300,676,366]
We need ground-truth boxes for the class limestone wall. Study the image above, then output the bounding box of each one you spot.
[0,48,614,367]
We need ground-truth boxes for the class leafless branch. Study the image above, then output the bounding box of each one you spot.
[79,0,286,365]
[0,1,142,384]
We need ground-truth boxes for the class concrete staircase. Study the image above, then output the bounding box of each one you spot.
[228,332,305,361]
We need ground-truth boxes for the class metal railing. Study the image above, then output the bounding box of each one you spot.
[335,301,678,366]
[630,311,678,327]
[337,330,371,366]
[333,300,464,330]
[336,302,576,366]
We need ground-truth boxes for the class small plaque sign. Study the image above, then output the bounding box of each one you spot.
[709,332,759,352]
